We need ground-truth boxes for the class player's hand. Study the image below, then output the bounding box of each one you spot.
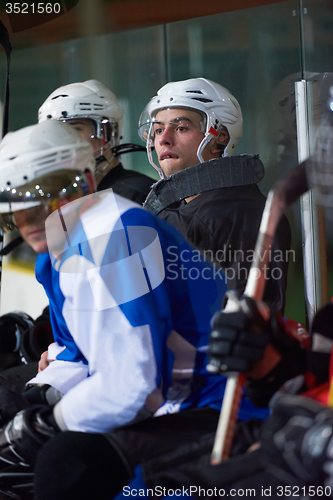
[207,296,277,375]
[38,350,51,372]
[207,296,308,407]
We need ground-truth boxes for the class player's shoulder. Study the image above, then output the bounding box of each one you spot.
[118,197,188,250]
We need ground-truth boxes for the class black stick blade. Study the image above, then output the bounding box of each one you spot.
[0,21,12,59]
[273,160,309,212]
[0,21,12,138]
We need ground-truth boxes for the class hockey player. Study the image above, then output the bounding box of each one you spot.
[0,80,157,378]
[38,79,155,201]
[0,80,156,378]
[139,78,291,312]
[0,120,269,499]
[140,95,333,498]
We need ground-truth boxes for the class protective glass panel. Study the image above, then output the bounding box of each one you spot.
[0,0,332,320]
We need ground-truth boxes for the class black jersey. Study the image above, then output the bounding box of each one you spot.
[97,163,155,204]
[155,184,291,312]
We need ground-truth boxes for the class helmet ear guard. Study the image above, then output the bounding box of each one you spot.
[103,121,112,145]
[211,126,230,153]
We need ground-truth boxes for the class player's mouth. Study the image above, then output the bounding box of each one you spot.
[160,152,179,161]
[28,228,45,238]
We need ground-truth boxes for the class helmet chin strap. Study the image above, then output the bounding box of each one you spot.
[146,124,165,179]
[95,141,109,166]
[147,143,165,179]
[94,138,118,179]
[94,152,112,179]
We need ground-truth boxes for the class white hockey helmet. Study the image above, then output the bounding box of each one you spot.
[138,77,243,175]
[38,79,124,150]
[0,120,95,229]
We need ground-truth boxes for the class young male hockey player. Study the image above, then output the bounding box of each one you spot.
[140,78,291,312]
[0,80,156,378]
[145,106,333,497]
[38,79,155,201]
[0,120,269,500]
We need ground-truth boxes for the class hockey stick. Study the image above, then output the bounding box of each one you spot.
[0,21,12,299]
[209,159,309,464]
[0,21,12,139]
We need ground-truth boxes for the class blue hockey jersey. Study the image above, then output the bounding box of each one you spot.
[31,190,268,432]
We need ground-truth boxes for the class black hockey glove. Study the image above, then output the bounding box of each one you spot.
[0,404,60,468]
[208,297,307,407]
[0,311,34,368]
[0,307,53,368]
[0,382,62,429]
[20,306,54,364]
[208,296,270,373]
[0,387,30,428]
[260,394,333,488]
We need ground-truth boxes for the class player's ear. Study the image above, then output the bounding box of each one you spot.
[85,170,96,193]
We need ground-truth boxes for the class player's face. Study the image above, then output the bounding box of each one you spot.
[66,119,103,157]
[11,172,95,253]
[153,109,206,176]
[14,203,53,254]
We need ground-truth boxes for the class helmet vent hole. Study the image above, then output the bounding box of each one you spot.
[78,101,92,110]
[51,94,69,100]
[34,150,72,169]
[191,97,213,103]
[76,102,105,111]
[187,90,204,94]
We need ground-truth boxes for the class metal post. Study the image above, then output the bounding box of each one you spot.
[295,80,327,327]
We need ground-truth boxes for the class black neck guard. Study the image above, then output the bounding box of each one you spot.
[144,154,264,215]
